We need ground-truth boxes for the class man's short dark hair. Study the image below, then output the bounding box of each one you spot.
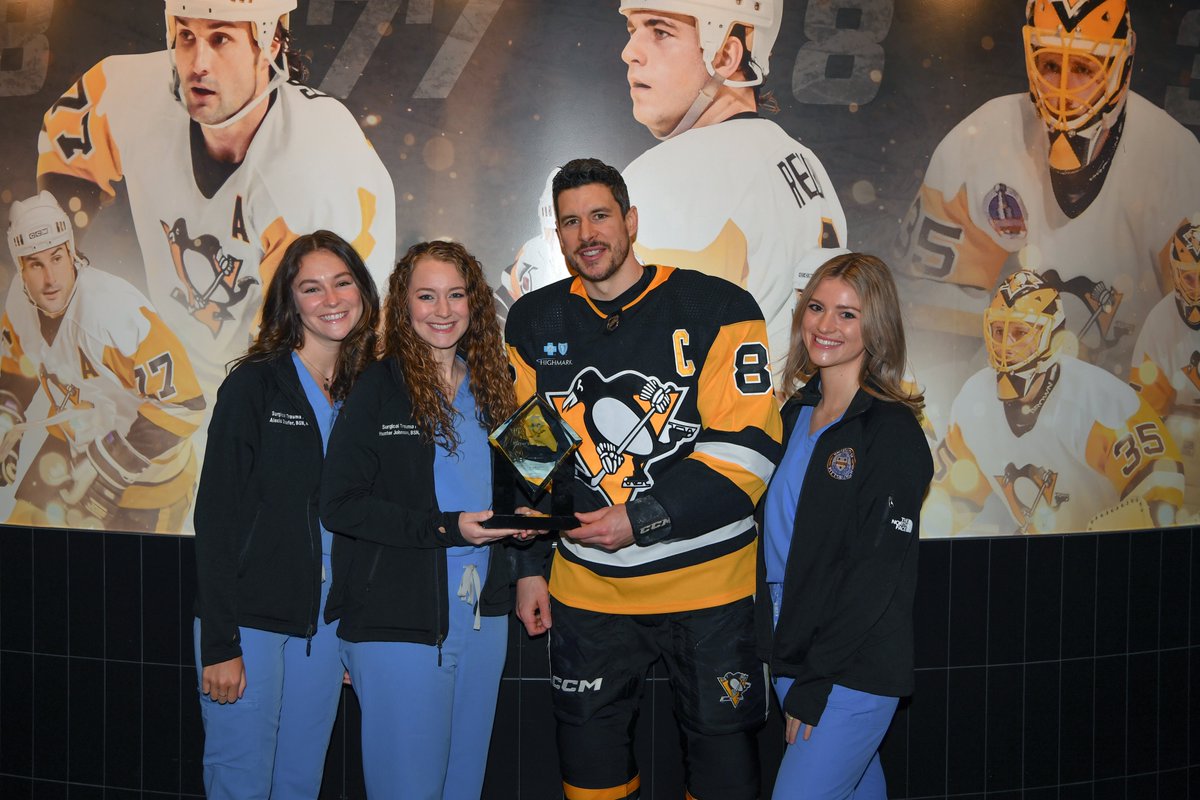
[552,158,631,220]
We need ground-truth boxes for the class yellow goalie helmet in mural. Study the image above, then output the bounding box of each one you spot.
[984,269,1066,400]
[1169,217,1200,330]
[1022,0,1134,135]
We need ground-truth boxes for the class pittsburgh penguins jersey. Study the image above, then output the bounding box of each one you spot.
[1130,293,1200,516]
[0,267,205,486]
[928,356,1183,535]
[505,265,782,614]
[36,50,396,394]
[898,92,1200,376]
[623,117,848,376]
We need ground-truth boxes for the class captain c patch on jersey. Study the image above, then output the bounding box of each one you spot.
[548,366,700,505]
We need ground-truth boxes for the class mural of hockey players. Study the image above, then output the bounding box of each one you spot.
[0,192,204,533]
[495,169,573,324]
[619,0,847,376]
[1130,216,1200,521]
[924,269,1183,537]
[36,0,396,398]
[896,0,1200,423]
[498,0,846,376]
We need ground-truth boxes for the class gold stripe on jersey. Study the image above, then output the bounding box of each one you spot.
[350,187,380,262]
[0,314,37,381]
[259,216,300,318]
[568,264,673,317]
[697,318,782,442]
[633,218,749,286]
[1084,395,1184,506]
[508,345,537,405]
[122,450,197,510]
[1130,355,1176,417]
[689,444,773,506]
[38,64,123,196]
[906,185,1008,290]
[564,775,641,800]
[548,539,756,615]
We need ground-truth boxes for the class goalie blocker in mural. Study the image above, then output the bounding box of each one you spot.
[506,159,782,800]
[896,0,1200,421]
[498,0,847,380]
[0,192,204,532]
[1130,216,1200,521]
[925,269,1183,536]
[36,0,395,396]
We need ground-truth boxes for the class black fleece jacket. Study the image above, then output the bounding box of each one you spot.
[193,353,326,668]
[320,358,512,646]
[755,377,933,726]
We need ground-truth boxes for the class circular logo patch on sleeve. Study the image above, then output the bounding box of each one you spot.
[826,447,856,480]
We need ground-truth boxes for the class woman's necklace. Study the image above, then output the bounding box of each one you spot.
[296,349,334,391]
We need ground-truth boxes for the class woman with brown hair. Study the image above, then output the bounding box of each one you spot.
[757,252,933,798]
[193,230,380,798]
[321,240,519,798]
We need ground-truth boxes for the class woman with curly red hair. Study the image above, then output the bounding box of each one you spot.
[321,240,519,798]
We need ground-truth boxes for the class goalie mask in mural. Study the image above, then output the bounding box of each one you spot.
[1170,217,1200,331]
[984,269,1066,401]
[1023,0,1133,169]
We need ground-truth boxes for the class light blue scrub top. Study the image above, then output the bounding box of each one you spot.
[433,363,492,561]
[763,405,839,584]
[292,351,341,557]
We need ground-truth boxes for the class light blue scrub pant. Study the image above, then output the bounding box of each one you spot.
[340,548,508,800]
[193,553,344,800]
[770,583,897,800]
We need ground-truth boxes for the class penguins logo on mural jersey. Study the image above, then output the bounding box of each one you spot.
[161,218,258,337]
[549,366,699,505]
[997,462,1070,534]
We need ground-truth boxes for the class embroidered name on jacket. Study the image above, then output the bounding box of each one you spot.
[379,422,419,437]
[269,411,307,427]
[826,447,855,480]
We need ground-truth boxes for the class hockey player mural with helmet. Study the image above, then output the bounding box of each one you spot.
[0,192,204,532]
[499,0,847,378]
[1130,217,1200,521]
[897,0,1200,424]
[925,269,1183,536]
[35,0,396,401]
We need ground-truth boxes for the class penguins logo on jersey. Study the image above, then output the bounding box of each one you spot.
[549,367,700,505]
[161,218,258,336]
[1185,351,1200,396]
[997,462,1070,533]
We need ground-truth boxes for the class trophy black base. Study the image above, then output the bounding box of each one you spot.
[482,513,579,530]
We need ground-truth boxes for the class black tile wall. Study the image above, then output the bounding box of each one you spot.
[0,526,1195,799]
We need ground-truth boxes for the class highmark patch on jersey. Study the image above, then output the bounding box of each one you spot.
[547,366,700,506]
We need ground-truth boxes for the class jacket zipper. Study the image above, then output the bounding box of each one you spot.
[435,552,445,666]
[874,495,895,548]
[306,499,319,657]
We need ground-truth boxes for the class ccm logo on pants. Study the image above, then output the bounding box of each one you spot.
[552,676,603,693]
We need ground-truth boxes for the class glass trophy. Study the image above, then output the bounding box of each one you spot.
[483,395,581,530]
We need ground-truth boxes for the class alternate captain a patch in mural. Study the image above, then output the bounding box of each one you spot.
[36,0,395,400]
[549,367,699,504]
